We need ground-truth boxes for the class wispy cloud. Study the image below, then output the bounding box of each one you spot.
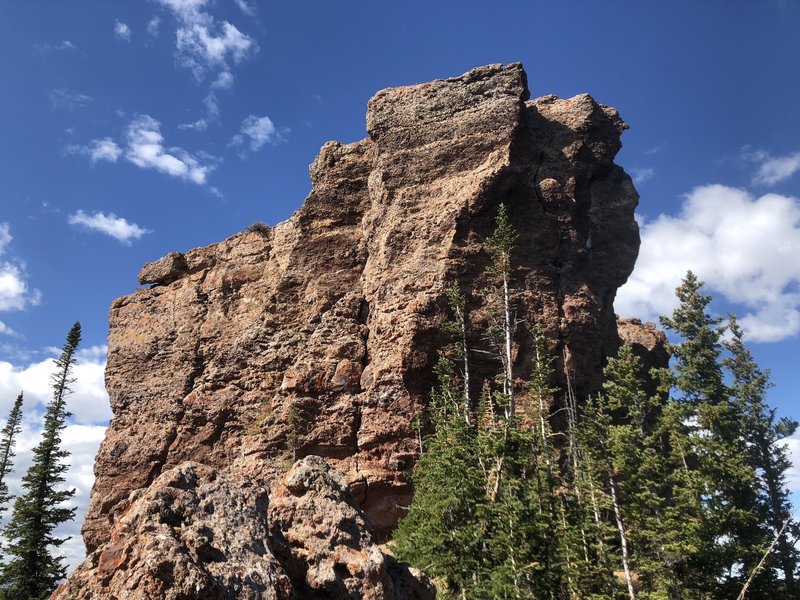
[0,224,11,256]
[68,210,150,245]
[231,115,281,154]
[749,150,800,186]
[233,0,257,16]
[0,224,41,313]
[66,138,122,164]
[49,88,93,110]
[33,40,76,54]
[125,114,215,185]
[644,143,666,155]
[616,184,800,342]
[631,167,655,185]
[0,321,18,337]
[114,20,132,42]
[211,71,234,90]
[179,90,222,132]
[154,0,257,80]
[147,16,161,37]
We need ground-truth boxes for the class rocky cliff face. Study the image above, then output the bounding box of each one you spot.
[80,62,641,581]
[56,456,433,599]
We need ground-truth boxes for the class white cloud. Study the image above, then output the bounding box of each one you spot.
[231,115,279,153]
[0,321,17,337]
[0,223,11,255]
[616,184,800,342]
[175,21,255,78]
[34,40,77,54]
[67,138,122,164]
[49,88,93,110]
[644,143,665,155]
[0,346,111,423]
[178,118,208,132]
[68,210,150,245]
[0,264,40,312]
[179,90,221,131]
[114,20,132,42]
[125,114,215,185]
[753,151,800,186]
[69,116,216,187]
[0,224,41,314]
[147,16,161,37]
[785,434,800,493]
[632,167,655,185]
[233,0,257,16]
[211,71,234,90]
[154,0,257,80]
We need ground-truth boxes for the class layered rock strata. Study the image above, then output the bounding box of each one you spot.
[83,62,641,560]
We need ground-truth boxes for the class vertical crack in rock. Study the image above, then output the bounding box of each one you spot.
[82,63,641,567]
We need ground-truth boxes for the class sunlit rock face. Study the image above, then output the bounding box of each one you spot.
[79,62,640,586]
[56,457,434,599]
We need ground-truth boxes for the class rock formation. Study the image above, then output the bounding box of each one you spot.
[69,62,646,596]
[55,457,433,599]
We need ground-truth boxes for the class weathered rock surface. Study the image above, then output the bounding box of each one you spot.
[268,456,433,599]
[617,317,669,371]
[55,457,433,599]
[83,62,641,560]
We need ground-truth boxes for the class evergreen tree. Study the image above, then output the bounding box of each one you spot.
[724,315,799,598]
[393,357,485,597]
[660,273,764,596]
[593,345,683,599]
[397,206,561,599]
[0,393,24,520]
[484,203,519,420]
[1,322,81,600]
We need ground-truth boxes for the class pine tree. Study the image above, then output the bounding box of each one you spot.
[594,344,683,599]
[397,207,562,599]
[0,393,24,520]
[394,355,486,598]
[660,273,763,596]
[484,203,518,421]
[1,322,81,600]
[724,315,799,598]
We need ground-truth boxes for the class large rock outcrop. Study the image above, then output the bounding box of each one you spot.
[82,62,640,563]
[56,457,433,599]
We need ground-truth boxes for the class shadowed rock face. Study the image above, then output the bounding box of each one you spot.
[83,62,640,556]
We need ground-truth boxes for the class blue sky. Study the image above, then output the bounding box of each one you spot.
[1,0,800,569]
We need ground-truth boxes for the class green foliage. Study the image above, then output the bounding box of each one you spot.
[396,248,799,600]
[393,374,485,596]
[724,315,800,598]
[485,203,518,280]
[0,322,81,600]
[660,274,768,596]
[0,393,24,520]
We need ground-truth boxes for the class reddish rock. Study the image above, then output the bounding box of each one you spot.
[616,317,670,395]
[55,463,293,600]
[83,62,640,557]
[268,456,434,599]
[56,458,430,599]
